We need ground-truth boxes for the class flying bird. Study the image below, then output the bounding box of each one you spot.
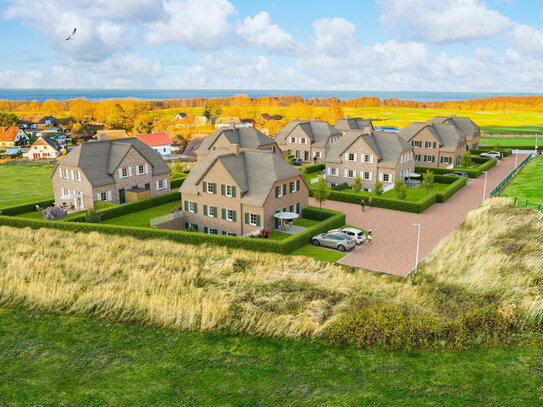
[66,28,76,41]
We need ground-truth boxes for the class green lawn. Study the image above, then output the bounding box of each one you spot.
[0,161,54,207]
[15,210,84,221]
[268,231,291,240]
[502,155,543,207]
[480,137,541,147]
[290,245,349,262]
[293,218,319,228]
[101,201,181,228]
[1,307,542,406]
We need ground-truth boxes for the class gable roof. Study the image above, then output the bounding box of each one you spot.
[432,116,479,140]
[327,130,412,168]
[335,118,374,131]
[54,138,170,187]
[180,150,307,206]
[182,134,207,156]
[0,126,23,143]
[38,135,61,152]
[19,115,47,125]
[276,120,341,147]
[95,130,130,140]
[135,131,173,147]
[197,127,278,157]
[399,120,465,152]
[260,113,273,120]
[215,117,241,125]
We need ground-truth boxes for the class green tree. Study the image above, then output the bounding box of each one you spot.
[0,112,19,126]
[394,177,404,199]
[374,180,384,196]
[398,185,408,200]
[203,101,222,119]
[459,151,473,168]
[107,103,129,130]
[422,170,435,195]
[133,114,152,134]
[351,175,363,192]
[313,176,330,209]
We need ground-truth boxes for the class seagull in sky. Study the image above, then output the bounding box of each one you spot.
[66,28,76,41]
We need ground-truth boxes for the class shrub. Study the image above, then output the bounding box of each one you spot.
[43,206,67,221]
[398,185,408,200]
[0,198,55,216]
[170,177,186,189]
[302,162,325,174]
[93,201,116,210]
[84,208,102,223]
[331,182,350,191]
[351,175,363,192]
[374,180,384,196]
[459,151,473,168]
[422,170,435,195]
[393,177,404,198]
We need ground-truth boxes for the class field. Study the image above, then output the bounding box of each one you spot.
[502,155,543,206]
[0,161,54,207]
[1,307,542,406]
[480,137,540,147]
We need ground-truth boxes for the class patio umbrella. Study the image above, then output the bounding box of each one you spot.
[274,212,299,230]
[60,193,81,200]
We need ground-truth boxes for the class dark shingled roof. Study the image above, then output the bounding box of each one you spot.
[180,150,307,206]
[335,118,374,131]
[276,120,341,147]
[54,138,170,187]
[41,135,61,152]
[197,127,278,157]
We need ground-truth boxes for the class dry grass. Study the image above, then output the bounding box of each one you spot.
[0,198,541,342]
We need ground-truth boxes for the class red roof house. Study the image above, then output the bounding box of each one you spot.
[135,132,174,157]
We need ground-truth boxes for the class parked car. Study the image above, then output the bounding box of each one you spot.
[478,152,501,160]
[311,233,356,252]
[487,151,503,158]
[444,171,468,177]
[291,158,303,166]
[328,228,366,244]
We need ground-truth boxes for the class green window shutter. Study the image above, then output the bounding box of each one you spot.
[204,226,208,234]
[222,231,227,235]
[193,224,198,231]
[245,213,249,224]
[296,180,300,191]
[184,201,188,211]
[282,184,287,195]
[232,233,237,237]
[185,222,189,229]
[232,186,236,198]
[213,207,218,218]
[296,203,300,214]
[275,186,280,198]
[256,215,261,227]
[289,182,294,193]
[213,183,217,194]
[289,205,294,212]
[221,184,225,196]
[203,181,207,192]
[203,204,208,215]
[193,203,198,214]
[222,208,226,219]
[232,210,237,222]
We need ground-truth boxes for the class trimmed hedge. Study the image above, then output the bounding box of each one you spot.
[302,163,325,174]
[435,176,467,203]
[170,177,186,189]
[471,148,513,157]
[69,191,181,222]
[0,198,55,216]
[479,144,542,152]
[0,205,344,255]
[416,156,496,179]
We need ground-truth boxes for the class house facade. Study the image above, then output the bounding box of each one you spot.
[325,131,415,192]
[94,130,131,141]
[399,117,471,168]
[135,131,174,157]
[196,126,281,161]
[275,119,342,162]
[51,138,171,211]
[0,126,29,148]
[179,147,309,236]
[432,115,480,150]
[23,136,61,159]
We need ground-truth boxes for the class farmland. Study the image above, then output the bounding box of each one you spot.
[0,162,54,207]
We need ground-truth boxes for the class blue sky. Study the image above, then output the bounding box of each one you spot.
[2,0,543,90]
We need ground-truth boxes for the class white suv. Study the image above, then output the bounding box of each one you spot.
[328,228,367,244]
[478,152,501,160]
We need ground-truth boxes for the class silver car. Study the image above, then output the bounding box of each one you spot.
[311,233,356,252]
[478,152,500,160]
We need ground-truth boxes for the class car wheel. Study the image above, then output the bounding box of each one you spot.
[337,245,346,252]
[312,240,320,247]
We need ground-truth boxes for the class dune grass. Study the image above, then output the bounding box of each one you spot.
[0,161,54,207]
[2,307,543,406]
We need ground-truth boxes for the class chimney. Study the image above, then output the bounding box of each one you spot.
[363,126,372,133]
[96,133,106,141]
[232,143,240,157]
[345,115,350,119]
[310,117,316,121]
[426,119,432,125]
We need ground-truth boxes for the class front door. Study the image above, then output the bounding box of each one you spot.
[295,150,300,158]
[119,188,126,204]
[145,183,150,190]
[304,151,309,161]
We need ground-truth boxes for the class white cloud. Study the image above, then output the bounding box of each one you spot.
[378,0,513,43]
[0,69,43,88]
[509,23,543,57]
[312,18,358,57]
[237,11,298,53]
[145,0,236,49]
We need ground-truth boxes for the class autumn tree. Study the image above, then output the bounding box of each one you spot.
[0,112,19,126]
[203,101,222,118]
[69,99,94,123]
[107,103,129,130]
[322,103,343,124]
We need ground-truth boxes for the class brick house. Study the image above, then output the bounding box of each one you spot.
[431,115,480,150]
[275,119,341,162]
[51,138,171,211]
[94,130,131,141]
[197,125,281,161]
[135,131,174,157]
[335,117,374,134]
[179,146,309,236]
[0,126,30,148]
[399,117,473,168]
[23,135,61,159]
[325,130,415,192]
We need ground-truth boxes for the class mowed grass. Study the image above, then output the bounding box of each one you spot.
[1,307,542,406]
[0,162,54,207]
[502,155,543,205]
[480,137,541,147]
[101,201,181,228]
[290,245,348,262]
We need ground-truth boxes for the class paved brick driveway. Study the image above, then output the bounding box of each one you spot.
[310,154,530,276]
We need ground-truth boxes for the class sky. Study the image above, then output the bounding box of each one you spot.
[1,0,543,91]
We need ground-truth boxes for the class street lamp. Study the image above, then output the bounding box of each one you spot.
[413,223,421,275]
[482,171,488,202]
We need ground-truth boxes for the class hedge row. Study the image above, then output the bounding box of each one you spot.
[311,189,436,213]
[471,148,513,157]
[170,176,186,189]
[302,163,325,174]
[69,191,181,222]
[0,198,55,216]
[479,144,543,152]
[0,205,344,255]
[435,176,467,203]
[416,156,496,179]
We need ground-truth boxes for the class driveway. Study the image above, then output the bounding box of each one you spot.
[310,154,530,276]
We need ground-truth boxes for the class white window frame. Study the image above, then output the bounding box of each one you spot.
[189,202,197,213]
[364,154,373,163]
[207,183,214,194]
[300,138,307,144]
[226,209,234,221]
[206,206,215,217]
[137,165,145,175]
[249,213,258,226]
[348,153,355,162]
[225,185,233,197]
[290,137,296,143]
[364,172,370,180]
[347,170,355,178]
[383,174,390,182]
[121,167,128,178]
[100,192,107,202]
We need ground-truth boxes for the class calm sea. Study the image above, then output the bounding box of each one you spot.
[1,89,542,103]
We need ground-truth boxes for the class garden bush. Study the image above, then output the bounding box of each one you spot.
[331,182,350,191]
[0,198,56,216]
[43,206,67,221]
[93,201,116,210]
[302,162,325,174]
[170,176,186,189]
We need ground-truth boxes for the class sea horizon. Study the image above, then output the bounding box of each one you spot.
[1,88,543,103]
